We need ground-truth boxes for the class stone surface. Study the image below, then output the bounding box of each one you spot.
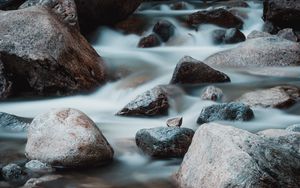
[25,108,114,168]
[135,127,194,157]
[215,0,249,8]
[0,112,32,132]
[0,0,25,10]
[187,8,243,29]
[153,20,175,42]
[138,34,161,48]
[286,124,300,132]
[236,85,300,109]
[175,123,300,188]
[170,56,230,84]
[166,117,183,127]
[117,86,169,116]
[25,160,54,173]
[247,30,272,39]
[201,86,223,101]
[0,0,106,99]
[1,164,29,185]
[23,175,63,188]
[277,28,298,42]
[197,102,254,125]
[205,36,300,67]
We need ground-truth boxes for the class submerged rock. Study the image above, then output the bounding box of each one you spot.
[25,160,54,173]
[166,117,183,127]
[1,163,29,185]
[170,56,230,84]
[0,112,32,132]
[138,34,161,48]
[136,127,194,157]
[197,102,254,125]
[187,8,243,29]
[117,86,169,116]
[25,108,114,168]
[201,86,223,101]
[153,20,175,42]
[175,123,300,188]
[212,28,245,44]
[236,85,300,109]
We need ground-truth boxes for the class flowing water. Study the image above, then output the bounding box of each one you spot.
[1,1,300,187]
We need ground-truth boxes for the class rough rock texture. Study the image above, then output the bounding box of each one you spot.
[205,36,300,67]
[286,124,300,132]
[1,163,29,185]
[138,34,161,48]
[0,0,106,99]
[166,117,183,127]
[263,0,300,31]
[175,123,300,188]
[135,127,194,157]
[25,160,54,173]
[215,0,249,8]
[153,20,175,42]
[277,28,298,42]
[236,85,300,109]
[25,108,114,168]
[0,112,32,132]
[170,56,230,84]
[187,8,243,29]
[0,0,25,10]
[197,102,254,125]
[201,86,223,101]
[117,86,169,116]
[247,30,272,39]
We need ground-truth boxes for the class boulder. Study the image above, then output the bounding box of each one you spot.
[138,34,161,48]
[187,8,243,29]
[236,85,300,109]
[135,127,194,157]
[0,112,32,132]
[25,108,114,168]
[175,123,300,188]
[197,102,254,125]
[247,30,272,39]
[200,86,223,101]
[0,0,106,99]
[170,56,230,84]
[153,20,175,42]
[117,86,169,116]
[205,36,300,67]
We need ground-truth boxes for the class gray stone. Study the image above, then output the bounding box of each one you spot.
[277,28,298,42]
[25,160,54,173]
[136,127,194,157]
[23,175,63,188]
[166,117,183,127]
[201,86,223,101]
[0,112,32,132]
[1,164,28,185]
[247,30,271,39]
[286,124,300,133]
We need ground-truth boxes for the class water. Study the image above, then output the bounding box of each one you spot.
[1,1,300,187]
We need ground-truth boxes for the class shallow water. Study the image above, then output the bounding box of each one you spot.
[1,1,300,187]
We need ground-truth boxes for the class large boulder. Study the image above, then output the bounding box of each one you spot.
[170,56,230,85]
[0,0,106,99]
[25,108,114,168]
[205,36,300,67]
[175,123,300,188]
[135,127,194,158]
[0,112,32,132]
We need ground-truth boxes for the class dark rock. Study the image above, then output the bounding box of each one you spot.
[205,36,300,68]
[170,56,230,84]
[1,164,29,185]
[170,2,188,10]
[153,20,175,42]
[224,28,246,44]
[262,21,279,34]
[216,0,249,9]
[236,85,300,109]
[0,0,25,10]
[115,16,149,35]
[197,102,254,125]
[201,86,223,101]
[138,34,161,48]
[277,28,298,42]
[166,117,183,127]
[187,8,243,29]
[247,30,272,39]
[1,0,106,99]
[0,112,32,132]
[117,86,169,116]
[263,0,300,31]
[0,60,12,99]
[135,127,194,157]
[286,124,300,132]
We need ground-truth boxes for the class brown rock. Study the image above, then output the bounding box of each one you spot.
[138,34,161,48]
[166,117,183,127]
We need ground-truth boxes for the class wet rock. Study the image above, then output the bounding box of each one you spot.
[212,28,245,44]
[216,0,249,9]
[138,34,161,48]
[115,16,149,35]
[277,28,298,42]
[197,102,254,125]
[236,85,300,109]
[201,86,223,101]
[1,0,106,99]
[117,86,169,117]
[166,117,183,127]
[153,20,175,42]
[170,2,188,10]
[0,0,25,10]
[25,160,54,173]
[0,112,32,132]
[211,29,226,44]
[187,8,243,29]
[1,164,29,185]
[286,124,300,132]
[205,36,300,67]
[24,175,63,188]
[263,0,300,31]
[0,61,12,99]
[247,30,272,39]
[170,56,230,84]
[136,127,194,157]
[175,123,300,188]
[25,108,114,168]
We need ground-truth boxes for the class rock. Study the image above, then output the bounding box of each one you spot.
[247,30,272,39]
[25,160,54,173]
[138,34,161,48]
[115,16,149,35]
[175,123,300,188]
[25,108,114,168]
[0,0,106,99]
[153,20,175,42]
[0,112,32,132]
[205,36,300,67]
[187,8,243,29]
[197,102,254,125]
[286,124,300,132]
[277,28,298,42]
[135,127,194,157]
[1,164,28,185]
[0,61,12,99]
[170,56,230,85]
[236,85,300,109]
[24,175,63,188]
[211,29,226,44]
[201,86,223,101]
[216,0,249,9]
[212,28,245,44]
[0,0,25,10]
[166,117,183,127]
[170,2,188,10]
[263,0,300,31]
[117,86,169,117]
